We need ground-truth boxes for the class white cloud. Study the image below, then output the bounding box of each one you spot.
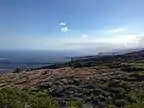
[108,28,125,33]
[61,27,69,33]
[81,34,88,38]
[59,22,66,26]
[59,22,70,33]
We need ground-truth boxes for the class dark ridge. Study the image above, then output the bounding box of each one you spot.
[34,49,144,70]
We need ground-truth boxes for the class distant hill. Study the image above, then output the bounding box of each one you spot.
[123,49,144,56]
[36,49,144,70]
[71,48,144,62]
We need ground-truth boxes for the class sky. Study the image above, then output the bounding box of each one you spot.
[0,0,144,52]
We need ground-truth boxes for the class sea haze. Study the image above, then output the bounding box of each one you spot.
[1,48,140,73]
[0,50,73,73]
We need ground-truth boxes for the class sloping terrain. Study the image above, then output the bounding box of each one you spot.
[0,50,144,108]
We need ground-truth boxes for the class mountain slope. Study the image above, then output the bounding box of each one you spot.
[0,49,144,108]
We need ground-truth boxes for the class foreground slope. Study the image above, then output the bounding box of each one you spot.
[0,50,144,108]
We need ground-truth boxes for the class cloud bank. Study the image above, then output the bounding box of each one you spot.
[1,34,144,51]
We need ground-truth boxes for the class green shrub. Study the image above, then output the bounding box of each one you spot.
[124,88,144,108]
[69,100,83,108]
[0,88,59,108]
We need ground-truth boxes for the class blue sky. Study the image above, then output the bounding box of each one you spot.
[0,0,144,52]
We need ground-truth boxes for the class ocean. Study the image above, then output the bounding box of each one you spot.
[0,50,72,73]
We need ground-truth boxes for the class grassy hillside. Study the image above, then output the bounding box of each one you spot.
[0,50,144,108]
